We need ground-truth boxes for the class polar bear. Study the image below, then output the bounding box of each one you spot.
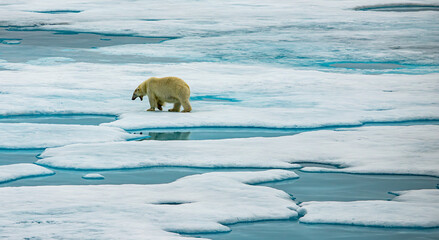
[132,77,192,112]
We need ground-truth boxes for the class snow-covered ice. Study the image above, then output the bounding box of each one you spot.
[300,189,439,228]
[0,123,132,149]
[0,62,438,129]
[0,163,54,183]
[38,136,301,169]
[82,173,105,180]
[0,170,300,239]
[38,125,439,177]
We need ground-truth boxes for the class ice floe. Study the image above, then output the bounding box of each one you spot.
[0,123,132,149]
[37,136,301,169]
[0,170,300,239]
[1,62,438,130]
[300,189,439,228]
[0,163,54,183]
[82,173,104,180]
[37,125,439,177]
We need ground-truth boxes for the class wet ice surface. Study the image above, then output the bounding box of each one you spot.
[1,0,439,239]
[1,1,438,73]
[0,27,180,64]
[0,27,174,48]
[329,62,405,70]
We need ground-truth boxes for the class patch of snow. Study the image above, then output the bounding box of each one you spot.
[300,189,439,228]
[0,170,300,239]
[37,125,439,177]
[82,173,104,179]
[0,123,132,149]
[38,136,302,170]
[0,163,54,183]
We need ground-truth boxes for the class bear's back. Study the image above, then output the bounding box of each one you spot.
[148,77,189,89]
[147,77,190,102]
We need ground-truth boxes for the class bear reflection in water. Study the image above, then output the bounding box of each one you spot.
[146,132,191,141]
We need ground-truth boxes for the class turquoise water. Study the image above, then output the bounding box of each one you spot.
[130,119,439,140]
[191,220,439,240]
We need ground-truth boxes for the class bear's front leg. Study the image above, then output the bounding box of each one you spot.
[147,94,158,111]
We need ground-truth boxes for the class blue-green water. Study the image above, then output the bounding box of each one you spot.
[130,119,439,141]
[191,220,439,240]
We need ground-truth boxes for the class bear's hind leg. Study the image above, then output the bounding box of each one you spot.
[169,102,181,112]
[181,98,192,112]
[157,100,164,111]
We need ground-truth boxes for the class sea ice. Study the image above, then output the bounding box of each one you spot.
[1,61,437,130]
[0,123,132,149]
[82,173,104,179]
[0,170,300,239]
[300,189,439,228]
[0,163,54,183]
[37,136,302,169]
[98,62,438,129]
[37,125,439,177]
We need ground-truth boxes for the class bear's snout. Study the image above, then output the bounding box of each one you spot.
[132,94,143,101]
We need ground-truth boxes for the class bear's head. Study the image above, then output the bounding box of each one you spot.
[132,87,144,101]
